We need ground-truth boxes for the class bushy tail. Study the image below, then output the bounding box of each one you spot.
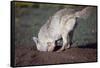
[75,7,94,19]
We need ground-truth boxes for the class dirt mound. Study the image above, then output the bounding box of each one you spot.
[15,45,97,67]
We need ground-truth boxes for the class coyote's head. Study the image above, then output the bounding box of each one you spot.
[33,37,55,52]
[32,37,51,51]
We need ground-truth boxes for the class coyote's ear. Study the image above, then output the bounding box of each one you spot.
[32,37,39,45]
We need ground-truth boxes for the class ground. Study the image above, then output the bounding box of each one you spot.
[15,44,97,67]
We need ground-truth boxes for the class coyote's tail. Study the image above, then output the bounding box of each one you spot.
[75,7,94,19]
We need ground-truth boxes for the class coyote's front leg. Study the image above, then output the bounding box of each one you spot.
[47,42,55,52]
[65,31,74,49]
[65,34,71,49]
[57,32,69,52]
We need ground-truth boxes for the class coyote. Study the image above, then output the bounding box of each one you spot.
[33,7,93,52]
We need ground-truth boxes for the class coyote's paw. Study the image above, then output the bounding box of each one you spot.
[65,44,71,49]
[56,48,64,52]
